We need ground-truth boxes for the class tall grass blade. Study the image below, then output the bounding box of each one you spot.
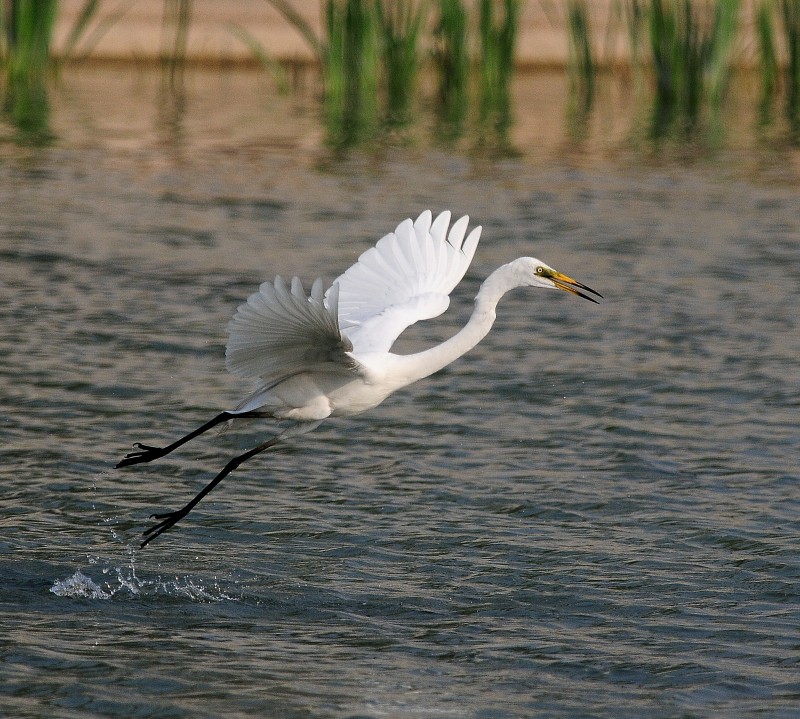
[62,0,101,60]
[648,0,677,135]
[756,0,778,120]
[781,0,800,137]
[227,22,290,93]
[323,0,380,147]
[262,0,323,60]
[643,0,739,141]
[376,0,426,126]
[432,0,469,139]
[155,0,192,145]
[1,3,7,61]
[324,0,345,128]
[477,0,519,144]
[706,0,740,113]
[567,0,595,113]
[2,0,58,144]
[161,0,192,88]
[61,1,136,63]
[624,0,648,87]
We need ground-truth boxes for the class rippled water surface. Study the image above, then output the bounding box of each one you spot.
[2,68,799,718]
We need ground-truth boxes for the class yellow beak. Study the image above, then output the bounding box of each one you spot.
[548,270,603,303]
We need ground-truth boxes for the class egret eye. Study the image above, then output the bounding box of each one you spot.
[536,266,545,275]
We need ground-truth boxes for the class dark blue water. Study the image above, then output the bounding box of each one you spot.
[1,68,799,718]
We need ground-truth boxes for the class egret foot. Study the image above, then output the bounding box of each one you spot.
[141,508,187,547]
[116,443,168,468]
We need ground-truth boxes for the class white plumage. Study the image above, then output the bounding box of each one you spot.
[224,210,483,418]
[225,277,353,385]
[226,210,480,384]
[332,211,480,353]
[117,210,601,546]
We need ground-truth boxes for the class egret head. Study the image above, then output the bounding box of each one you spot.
[512,257,602,303]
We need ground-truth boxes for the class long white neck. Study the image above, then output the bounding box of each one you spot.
[391,264,518,387]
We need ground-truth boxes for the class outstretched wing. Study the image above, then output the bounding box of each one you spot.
[327,210,482,354]
[226,276,357,385]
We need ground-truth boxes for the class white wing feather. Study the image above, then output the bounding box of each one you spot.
[225,275,356,384]
[328,210,481,353]
[225,211,481,384]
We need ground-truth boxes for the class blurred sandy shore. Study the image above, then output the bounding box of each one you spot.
[51,0,762,69]
[51,0,569,67]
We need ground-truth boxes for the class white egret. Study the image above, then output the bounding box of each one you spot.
[117,210,601,546]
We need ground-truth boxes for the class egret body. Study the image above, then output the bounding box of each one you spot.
[116,210,601,546]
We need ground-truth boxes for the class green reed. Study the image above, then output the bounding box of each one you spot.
[375,0,425,126]
[263,0,322,60]
[781,0,800,134]
[477,0,518,137]
[728,0,798,137]
[646,0,739,137]
[227,22,290,93]
[231,0,320,93]
[432,0,469,137]
[323,0,380,146]
[58,1,193,79]
[62,0,102,60]
[1,0,57,75]
[567,0,595,112]
[161,0,192,88]
[625,0,649,78]
[706,0,739,109]
[1,0,58,143]
[756,0,779,116]
[263,0,420,143]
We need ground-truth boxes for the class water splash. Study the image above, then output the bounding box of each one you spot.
[153,575,240,602]
[50,570,112,600]
[51,549,240,603]
[52,473,241,602]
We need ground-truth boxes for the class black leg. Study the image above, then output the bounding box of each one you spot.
[140,435,282,548]
[116,411,266,468]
